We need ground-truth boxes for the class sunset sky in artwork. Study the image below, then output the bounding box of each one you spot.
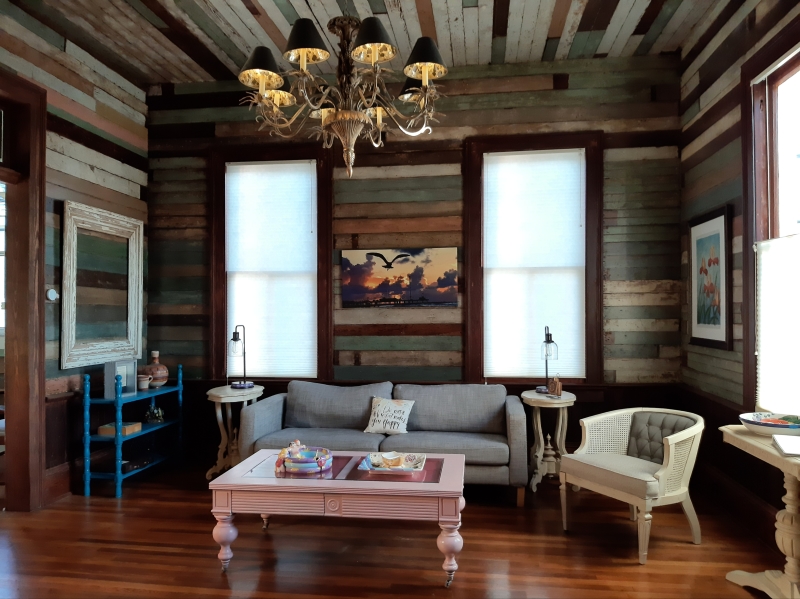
[341,248,458,304]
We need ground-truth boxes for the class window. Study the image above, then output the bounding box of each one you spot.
[225,160,318,378]
[463,133,602,383]
[775,68,800,237]
[483,149,586,378]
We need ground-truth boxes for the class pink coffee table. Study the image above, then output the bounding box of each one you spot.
[209,449,466,587]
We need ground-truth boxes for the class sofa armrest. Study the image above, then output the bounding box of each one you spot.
[239,393,286,460]
[505,395,528,487]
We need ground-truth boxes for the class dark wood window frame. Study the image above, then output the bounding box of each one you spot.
[742,13,800,411]
[209,144,334,382]
[463,132,604,385]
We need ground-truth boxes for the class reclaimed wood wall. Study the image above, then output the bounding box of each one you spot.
[148,55,683,384]
[679,0,800,405]
[0,7,149,389]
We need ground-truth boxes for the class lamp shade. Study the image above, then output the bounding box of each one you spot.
[403,37,447,80]
[351,16,397,64]
[541,326,558,360]
[398,77,422,102]
[283,18,330,64]
[239,46,283,90]
[265,77,296,107]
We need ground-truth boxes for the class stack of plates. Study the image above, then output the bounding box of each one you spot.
[739,412,800,436]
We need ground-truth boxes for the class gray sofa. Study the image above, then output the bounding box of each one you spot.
[239,380,528,491]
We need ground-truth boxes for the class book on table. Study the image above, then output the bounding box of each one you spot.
[772,435,800,456]
[98,422,142,436]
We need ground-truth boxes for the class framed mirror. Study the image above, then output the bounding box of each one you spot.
[60,201,143,369]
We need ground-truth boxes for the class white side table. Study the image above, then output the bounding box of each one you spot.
[206,385,264,480]
[521,390,576,492]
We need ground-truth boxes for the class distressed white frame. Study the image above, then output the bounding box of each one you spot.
[61,201,143,368]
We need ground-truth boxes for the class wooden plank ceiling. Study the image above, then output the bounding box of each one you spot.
[11,0,717,85]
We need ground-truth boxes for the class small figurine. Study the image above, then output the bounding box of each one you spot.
[275,455,285,473]
[287,439,305,458]
[316,456,327,470]
[144,405,164,423]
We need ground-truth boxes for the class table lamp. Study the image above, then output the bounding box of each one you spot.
[536,326,558,394]
[228,325,254,389]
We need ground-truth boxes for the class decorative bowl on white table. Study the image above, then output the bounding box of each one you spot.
[739,412,800,436]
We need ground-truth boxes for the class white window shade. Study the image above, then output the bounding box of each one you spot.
[225,161,317,378]
[756,234,800,412]
[483,149,586,378]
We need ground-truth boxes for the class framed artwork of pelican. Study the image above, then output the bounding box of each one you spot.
[340,247,458,308]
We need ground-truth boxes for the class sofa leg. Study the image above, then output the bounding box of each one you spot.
[516,487,525,507]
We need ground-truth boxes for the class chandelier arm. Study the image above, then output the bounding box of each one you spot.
[378,102,433,137]
[256,102,311,136]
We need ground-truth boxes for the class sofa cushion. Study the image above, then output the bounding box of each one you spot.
[560,453,661,498]
[285,380,393,429]
[254,427,385,452]
[627,412,696,464]
[379,431,509,465]
[392,384,507,434]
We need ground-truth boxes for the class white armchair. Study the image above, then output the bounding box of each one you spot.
[559,407,704,564]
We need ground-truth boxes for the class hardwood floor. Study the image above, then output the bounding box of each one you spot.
[0,469,779,598]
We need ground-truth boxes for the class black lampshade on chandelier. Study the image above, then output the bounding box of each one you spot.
[238,14,447,177]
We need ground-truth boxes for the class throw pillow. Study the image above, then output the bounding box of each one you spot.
[364,397,415,435]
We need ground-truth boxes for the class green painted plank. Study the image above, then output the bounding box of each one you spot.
[603,254,679,268]
[75,321,127,340]
[174,80,248,95]
[149,180,207,193]
[77,305,128,322]
[604,216,680,226]
[608,332,681,345]
[150,157,208,169]
[684,139,741,185]
[47,106,148,158]
[149,241,208,266]
[605,266,682,280]
[437,87,652,112]
[604,306,681,319]
[367,0,386,14]
[333,366,462,382]
[334,176,462,194]
[149,276,207,293]
[462,0,479,7]
[121,0,167,28]
[681,366,743,398]
[273,0,301,23]
[174,0,247,66]
[149,106,251,125]
[568,31,591,59]
[542,38,558,62]
[150,290,208,305]
[152,340,208,356]
[604,241,680,256]
[604,345,659,359]
[334,336,463,351]
[491,37,506,65]
[604,182,681,194]
[335,187,462,204]
[0,0,65,50]
[680,101,700,128]
[635,0,684,56]
[580,30,605,59]
[152,169,207,182]
[147,191,208,205]
[681,177,743,222]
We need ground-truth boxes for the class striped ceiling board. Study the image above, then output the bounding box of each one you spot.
[7,0,717,85]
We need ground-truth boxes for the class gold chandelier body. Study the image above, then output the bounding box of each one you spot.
[238,16,447,177]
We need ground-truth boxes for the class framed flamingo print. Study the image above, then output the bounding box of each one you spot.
[689,205,733,350]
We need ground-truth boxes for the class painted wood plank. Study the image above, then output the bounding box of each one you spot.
[605,357,680,372]
[152,169,207,181]
[334,307,462,325]
[604,345,660,359]
[503,0,525,63]
[46,149,140,199]
[608,0,650,58]
[681,107,740,164]
[385,0,414,63]
[333,365,462,381]
[334,164,461,180]
[684,343,742,363]
[338,350,462,367]
[334,336,462,351]
[614,369,679,383]
[334,323,461,336]
[445,0,466,66]
[555,0,589,60]
[335,231,462,249]
[514,0,542,63]
[150,156,208,169]
[333,216,461,234]
[604,280,682,294]
[606,331,680,345]
[596,0,636,55]
[335,175,461,193]
[334,200,461,218]
[477,0,493,64]
[46,175,147,223]
[603,293,680,307]
[604,147,678,161]
[661,0,715,53]
[46,132,147,186]
[171,0,247,66]
[463,6,479,65]
[94,88,146,127]
[604,318,679,332]
[530,0,556,62]
[648,0,694,55]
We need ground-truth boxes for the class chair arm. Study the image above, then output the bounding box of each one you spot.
[653,419,705,495]
[239,393,286,460]
[505,395,528,487]
[575,409,636,455]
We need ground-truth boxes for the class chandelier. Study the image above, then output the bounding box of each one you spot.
[238,15,448,177]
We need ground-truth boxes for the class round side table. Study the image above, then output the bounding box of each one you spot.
[521,390,576,492]
[206,385,264,480]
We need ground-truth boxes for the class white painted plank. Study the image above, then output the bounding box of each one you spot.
[205,0,264,52]
[46,149,140,199]
[681,0,733,59]
[352,0,373,19]
[253,0,293,37]
[619,33,644,58]
[386,0,414,63]
[555,0,589,60]
[515,0,542,63]
[596,0,636,55]
[196,0,260,54]
[0,45,96,110]
[94,89,146,126]
[477,0,494,65]
[46,132,148,186]
[289,0,339,71]
[530,0,556,62]
[431,0,453,66]
[664,0,716,52]
[604,147,679,162]
[463,6,480,64]
[374,13,405,71]
[446,0,467,66]
[648,0,699,55]
[333,164,461,180]
[608,0,651,58]
[64,40,144,101]
[681,107,740,163]
[504,0,525,63]
[400,0,423,41]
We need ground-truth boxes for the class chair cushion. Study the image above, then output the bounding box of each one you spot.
[379,431,509,465]
[560,453,662,498]
[627,412,696,464]
[392,384,507,434]
[284,380,393,429]
[254,428,385,452]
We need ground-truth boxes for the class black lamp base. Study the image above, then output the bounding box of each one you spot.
[231,380,255,389]
[535,385,549,394]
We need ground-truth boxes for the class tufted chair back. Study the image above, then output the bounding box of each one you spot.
[626,411,697,464]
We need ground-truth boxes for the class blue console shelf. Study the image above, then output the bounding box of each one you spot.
[83,365,183,497]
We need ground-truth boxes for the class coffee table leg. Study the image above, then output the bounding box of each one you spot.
[260,514,270,530]
[213,514,238,572]
[437,523,463,588]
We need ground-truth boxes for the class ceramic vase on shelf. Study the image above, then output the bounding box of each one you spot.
[141,350,169,388]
